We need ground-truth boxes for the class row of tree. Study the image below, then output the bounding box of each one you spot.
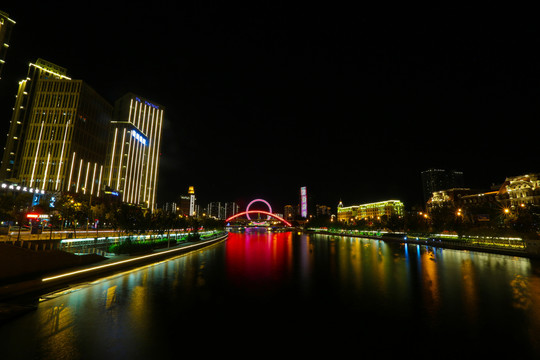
[0,191,224,238]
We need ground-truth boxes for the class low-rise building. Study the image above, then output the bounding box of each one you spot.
[337,200,404,223]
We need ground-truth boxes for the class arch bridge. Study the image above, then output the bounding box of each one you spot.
[225,210,293,227]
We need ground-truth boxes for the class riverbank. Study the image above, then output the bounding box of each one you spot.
[0,232,228,305]
[307,230,539,259]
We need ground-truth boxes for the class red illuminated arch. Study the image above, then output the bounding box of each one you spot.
[226,210,293,227]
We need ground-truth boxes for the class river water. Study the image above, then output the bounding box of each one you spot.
[1,230,540,359]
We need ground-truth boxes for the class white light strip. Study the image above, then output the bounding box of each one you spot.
[55,120,70,190]
[29,121,45,187]
[107,127,118,187]
[67,152,76,191]
[122,135,132,202]
[41,152,51,190]
[151,109,163,211]
[90,162,97,195]
[144,107,156,203]
[83,161,90,194]
[42,234,228,282]
[97,165,103,197]
[116,128,126,191]
[76,159,83,193]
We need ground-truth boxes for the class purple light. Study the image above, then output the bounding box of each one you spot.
[246,199,273,220]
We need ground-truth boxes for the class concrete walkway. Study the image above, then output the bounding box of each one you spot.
[0,233,228,303]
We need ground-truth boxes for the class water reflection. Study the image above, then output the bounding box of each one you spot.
[1,232,540,358]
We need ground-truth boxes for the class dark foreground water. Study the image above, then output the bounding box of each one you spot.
[1,230,540,359]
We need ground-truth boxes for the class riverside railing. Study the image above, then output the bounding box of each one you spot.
[59,230,222,255]
[308,228,526,251]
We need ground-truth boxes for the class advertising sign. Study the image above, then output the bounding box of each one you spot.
[301,186,307,218]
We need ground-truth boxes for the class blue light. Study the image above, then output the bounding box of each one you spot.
[131,130,148,146]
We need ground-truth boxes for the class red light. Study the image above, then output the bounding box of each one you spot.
[225,210,293,227]
[26,213,39,219]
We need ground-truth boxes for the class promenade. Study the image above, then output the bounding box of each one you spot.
[0,232,228,307]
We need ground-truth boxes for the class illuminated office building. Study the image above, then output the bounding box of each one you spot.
[421,168,464,203]
[0,59,112,195]
[337,200,404,223]
[103,93,163,211]
[0,10,15,80]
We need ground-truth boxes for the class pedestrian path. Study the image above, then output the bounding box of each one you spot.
[0,232,228,302]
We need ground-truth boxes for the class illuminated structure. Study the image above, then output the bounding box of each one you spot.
[103,93,163,211]
[300,186,307,218]
[246,198,272,220]
[0,10,15,80]
[188,186,195,216]
[337,200,404,223]
[207,201,239,219]
[0,59,112,196]
[284,205,294,220]
[421,169,464,203]
[498,173,540,207]
[225,210,292,227]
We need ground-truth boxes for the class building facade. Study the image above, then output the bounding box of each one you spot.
[0,10,15,80]
[103,93,163,211]
[0,59,112,196]
[0,60,165,211]
[207,201,239,220]
[497,173,540,207]
[421,168,464,203]
[337,200,404,223]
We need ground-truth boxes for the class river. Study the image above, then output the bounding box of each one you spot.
[1,230,539,359]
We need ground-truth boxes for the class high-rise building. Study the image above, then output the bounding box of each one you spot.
[103,93,163,211]
[421,168,464,203]
[224,201,239,219]
[0,60,165,212]
[207,201,239,219]
[0,59,112,196]
[0,11,15,80]
[284,205,294,221]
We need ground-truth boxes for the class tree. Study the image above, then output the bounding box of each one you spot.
[56,194,88,237]
[115,203,145,240]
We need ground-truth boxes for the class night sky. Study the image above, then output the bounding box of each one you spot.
[1,3,539,211]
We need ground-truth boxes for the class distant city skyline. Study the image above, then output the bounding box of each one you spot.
[0,5,538,210]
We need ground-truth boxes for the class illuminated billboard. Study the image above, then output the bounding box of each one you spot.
[301,186,307,218]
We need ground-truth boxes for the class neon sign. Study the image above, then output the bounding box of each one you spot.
[301,187,307,218]
[27,213,49,219]
[135,97,159,110]
[131,130,148,146]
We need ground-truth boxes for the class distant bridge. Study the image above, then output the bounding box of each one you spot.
[225,210,293,227]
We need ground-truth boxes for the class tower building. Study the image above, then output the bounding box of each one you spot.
[421,168,464,203]
[103,93,163,211]
[0,59,112,195]
[0,10,16,80]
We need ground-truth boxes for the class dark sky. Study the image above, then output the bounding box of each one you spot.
[1,3,539,211]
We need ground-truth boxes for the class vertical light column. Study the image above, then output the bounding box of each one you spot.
[116,128,126,191]
[97,165,103,197]
[76,158,83,193]
[55,120,70,190]
[150,109,163,211]
[107,127,118,187]
[41,152,51,190]
[29,121,45,187]
[90,162,97,195]
[143,107,156,204]
[67,152,76,191]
